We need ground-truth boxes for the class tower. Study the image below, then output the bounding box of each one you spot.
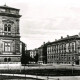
[0,5,21,63]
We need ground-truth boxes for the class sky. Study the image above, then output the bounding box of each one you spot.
[0,0,80,49]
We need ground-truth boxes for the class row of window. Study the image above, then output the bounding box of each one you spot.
[47,42,75,52]
[47,43,76,54]
[4,24,11,32]
[48,46,75,52]
[2,24,19,36]
[47,56,73,60]
[0,42,20,52]
[4,58,11,62]
[47,51,76,55]
[47,62,71,64]
[47,50,76,54]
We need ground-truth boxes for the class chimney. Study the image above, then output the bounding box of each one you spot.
[61,36,63,39]
[67,35,69,38]
[43,42,45,45]
[55,39,57,41]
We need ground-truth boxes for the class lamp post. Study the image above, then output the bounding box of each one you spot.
[72,43,74,66]
[72,43,75,75]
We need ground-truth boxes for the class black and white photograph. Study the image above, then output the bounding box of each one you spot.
[0,0,80,80]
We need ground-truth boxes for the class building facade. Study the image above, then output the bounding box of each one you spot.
[26,49,38,63]
[30,50,34,59]
[30,49,37,59]
[47,34,80,65]
[38,46,43,64]
[38,42,50,64]
[0,5,21,63]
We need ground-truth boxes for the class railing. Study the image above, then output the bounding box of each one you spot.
[0,32,20,37]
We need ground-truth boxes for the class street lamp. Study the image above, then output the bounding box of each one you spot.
[72,44,74,66]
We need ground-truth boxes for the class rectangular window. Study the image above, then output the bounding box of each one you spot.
[4,42,11,52]
[66,43,69,52]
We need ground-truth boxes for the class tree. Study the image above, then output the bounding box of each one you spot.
[21,50,30,65]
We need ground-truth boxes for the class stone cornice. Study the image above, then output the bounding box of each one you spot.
[0,13,21,18]
[0,5,20,11]
[2,19,14,23]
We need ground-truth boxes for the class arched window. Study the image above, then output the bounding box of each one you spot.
[4,58,7,62]
[8,24,11,31]
[4,24,11,35]
[4,24,11,32]
[4,24,7,31]
[8,58,11,62]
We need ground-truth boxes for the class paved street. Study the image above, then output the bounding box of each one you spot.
[0,63,80,80]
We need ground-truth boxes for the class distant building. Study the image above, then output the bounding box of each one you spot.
[25,50,31,56]
[47,33,80,65]
[26,48,38,63]
[38,46,43,64]
[38,42,50,64]
[20,41,26,56]
[20,41,27,64]
[0,5,21,63]
[30,49,38,58]
[30,50,34,59]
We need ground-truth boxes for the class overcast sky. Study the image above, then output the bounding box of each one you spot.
[0,0,80,49]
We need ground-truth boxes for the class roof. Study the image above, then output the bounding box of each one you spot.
[53,35,80,43]
[38,42,51,49]
[0,4,20,10]
[47,34,80,46]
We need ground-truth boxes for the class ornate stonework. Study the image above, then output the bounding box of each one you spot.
[0,5,21,63]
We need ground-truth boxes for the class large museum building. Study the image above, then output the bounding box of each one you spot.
[0,4,23,63]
